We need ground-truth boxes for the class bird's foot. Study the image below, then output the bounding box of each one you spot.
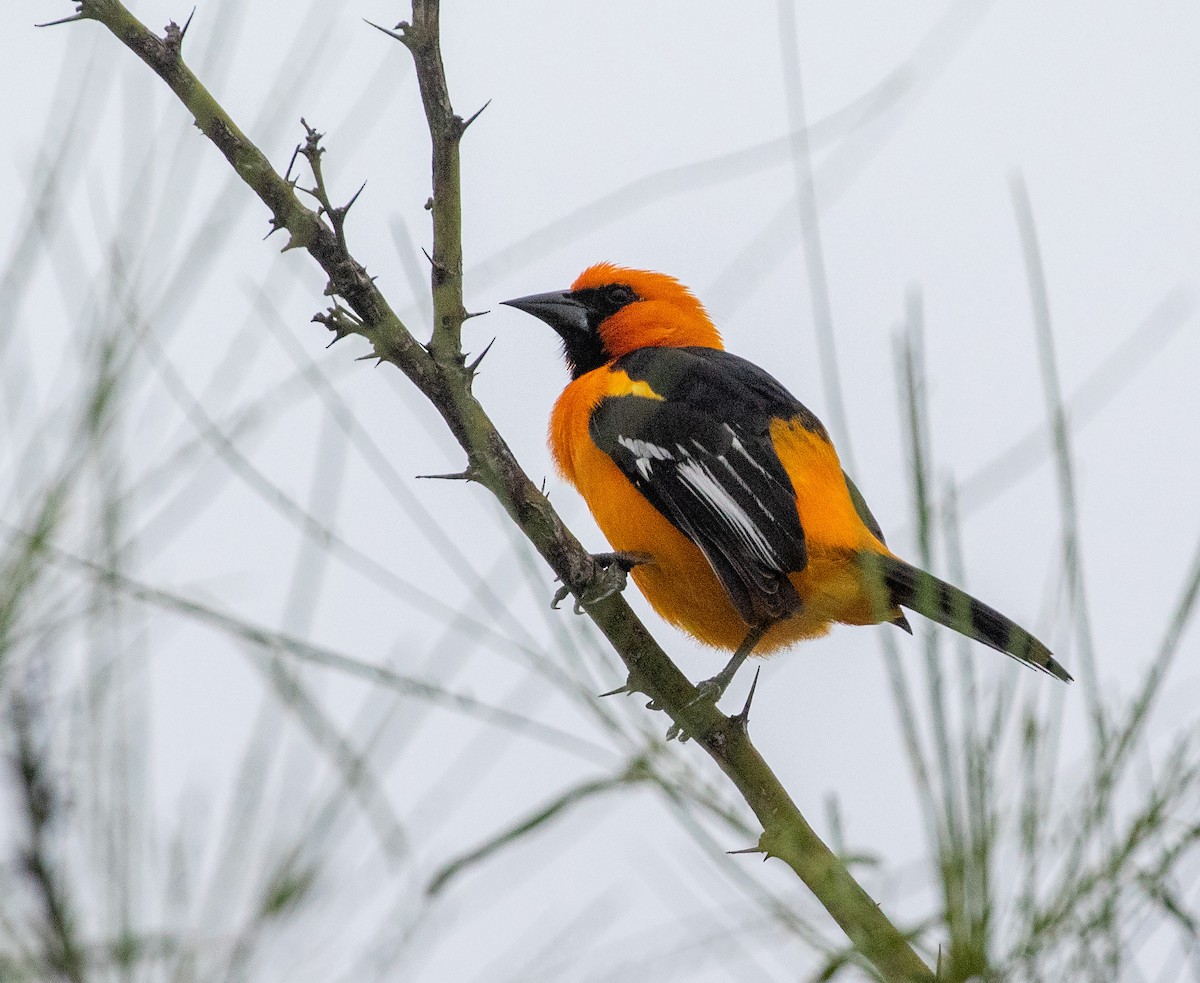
[686,675,729,709]
[665,720,688,743]
[551,551,649,614]
[664,668,762,742]
[661,676,728,741]
[655,678,730,743]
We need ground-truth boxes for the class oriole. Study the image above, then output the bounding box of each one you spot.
[503,263,1072,698]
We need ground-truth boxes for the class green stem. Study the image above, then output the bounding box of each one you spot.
[62,2,935,977]
[402,0,467,362]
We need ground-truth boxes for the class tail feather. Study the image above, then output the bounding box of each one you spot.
[869,554,1072,683]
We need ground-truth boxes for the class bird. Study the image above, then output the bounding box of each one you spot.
[502,263,1072,702]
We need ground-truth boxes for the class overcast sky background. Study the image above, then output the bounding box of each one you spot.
[3,1,1199,979]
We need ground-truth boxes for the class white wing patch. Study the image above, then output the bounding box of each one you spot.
[616,425,796,576]
[674,453,783,571]
[617,434,674,481]
[726,425,771,477]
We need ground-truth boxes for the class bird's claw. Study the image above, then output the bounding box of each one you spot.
[662,677,729,741]
[641,695,688,742]
[665,720,688,743]
[550,583,577,612]
[685,677,727,710]
[551,551,649,613]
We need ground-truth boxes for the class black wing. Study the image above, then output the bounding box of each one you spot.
[591,347,820,625]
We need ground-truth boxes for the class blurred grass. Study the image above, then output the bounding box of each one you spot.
[1,10,836,982]
[841,182,1200,983]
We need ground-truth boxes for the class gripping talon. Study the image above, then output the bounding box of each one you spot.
[685,678,725,710]
[682,622,771,711]
[551,550,649,613]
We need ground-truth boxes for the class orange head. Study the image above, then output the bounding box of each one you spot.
[502,263,723,378]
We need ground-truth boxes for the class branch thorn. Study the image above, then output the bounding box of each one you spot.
[416,468,477,483]
[163,16,189,58]
[465,337,495,375]
[364,18,406,43]
[730,667,762,730]
[459,98,492,134]
[313,305,364,346]
[284,144,303,184]
[36,12,87,27]
[338,180,367,218]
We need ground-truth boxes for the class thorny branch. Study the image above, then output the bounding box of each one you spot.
[43,1,937,978]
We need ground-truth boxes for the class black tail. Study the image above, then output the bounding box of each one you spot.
[867,554,1072,683]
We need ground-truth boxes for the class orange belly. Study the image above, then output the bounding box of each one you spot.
[550,371,897,655]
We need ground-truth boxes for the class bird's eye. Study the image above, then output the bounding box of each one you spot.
[606,284,637,306]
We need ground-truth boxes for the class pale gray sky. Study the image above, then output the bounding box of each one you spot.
[3,0,1199,979]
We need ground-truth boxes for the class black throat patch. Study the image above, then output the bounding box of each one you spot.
[561,283,639,378]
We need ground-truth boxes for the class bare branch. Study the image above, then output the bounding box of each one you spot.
[46,2,937,977]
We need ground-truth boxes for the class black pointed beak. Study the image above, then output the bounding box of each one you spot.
[500,290,590,337]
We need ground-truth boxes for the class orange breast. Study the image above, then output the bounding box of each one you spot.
[550,370,898,654]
